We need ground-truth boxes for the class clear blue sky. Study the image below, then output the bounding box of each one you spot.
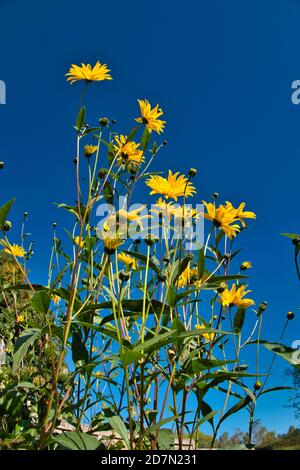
[0,0,299,435]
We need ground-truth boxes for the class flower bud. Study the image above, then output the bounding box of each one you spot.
[257,301,267,317]
[167,348,176,362]
[287,311,295,320]
[0,161,4,169]
[53,222,57,229]
[98,168,108,179]
[240,261,252,271]
[212,192,219,200]
[24,211,28,219]
[158,271,168,283]
[119,271,131,282]
[2,221,11,231]
[188,168,197,178]
[223,253,231,261]
[111,119,117,125]
[133,238,141,245]
[145,234,158,246]
[99,117,109,127]
[254,380,262,391]
[292,237,300,246]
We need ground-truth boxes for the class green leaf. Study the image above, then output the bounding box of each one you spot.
[103,182,114,205]
[122,250,160,273]
[197,248,205,278]
[53,431,99,450]
[81,126,100,137]
[134,330,173,354]
[206,274,248,283]
[125,126,139,143]
[82,299,169,318]
[144,416,180,436]
[260,386,295,396]
[75,107,86,133]
[141,127,151,151]
[56,203,89,222]
[51,265,69,289]
[173,255,192,283]
[0,198,15,227]
[108,416,130,449]
[261,341,300,369]
[72,330,89,366]
[119,348,142,366]
[233,308,246,333]
[178,328,233,339]
[167,285,177,307]
[192,358,234,374]
[218,395,252,426]
[157,429,174,450]
[281,232,300,240]
[32,291,51,314]
[13,328,41,372]
[198,401,218,430]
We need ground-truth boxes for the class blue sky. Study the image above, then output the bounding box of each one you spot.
[0,0,300,435]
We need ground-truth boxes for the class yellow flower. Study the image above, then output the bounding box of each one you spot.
[16,314,25,323]
[152,198,199,221]
[104,206,150,238]
[202,202,241,239]
[177,264,208,288]
[113,135,144,169]
[195,323,215,342]
[52,295,61,306]
[146,171,196,201]
[103,232,123,254]
[233,202,256,226]
[93,371,104,378]
[74,236,84,249]
[218,284,255,309]
[84,145,98,157]
[4,243,26,258]
[135,99,166,134]
[240,261,252,271]
[118,252,138,271]
[66,61,112,84]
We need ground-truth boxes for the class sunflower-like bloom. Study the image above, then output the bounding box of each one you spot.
[74,236,84,249]
[135,99,166,134]
[202,201,256,239]
[177,264,208,288]
[66,61,112,84]
[84,145,98,157]
[113,135,144,169]
[104,206,150,237]
[4,243,26,258]
[217,284,255,309]
[146,171,196,201]
[103,232,123,254]
[195,323,214,342]
[202,202,241,239]
[233,202,256,226]
[152,198,199,221]
[118,252,138,271]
